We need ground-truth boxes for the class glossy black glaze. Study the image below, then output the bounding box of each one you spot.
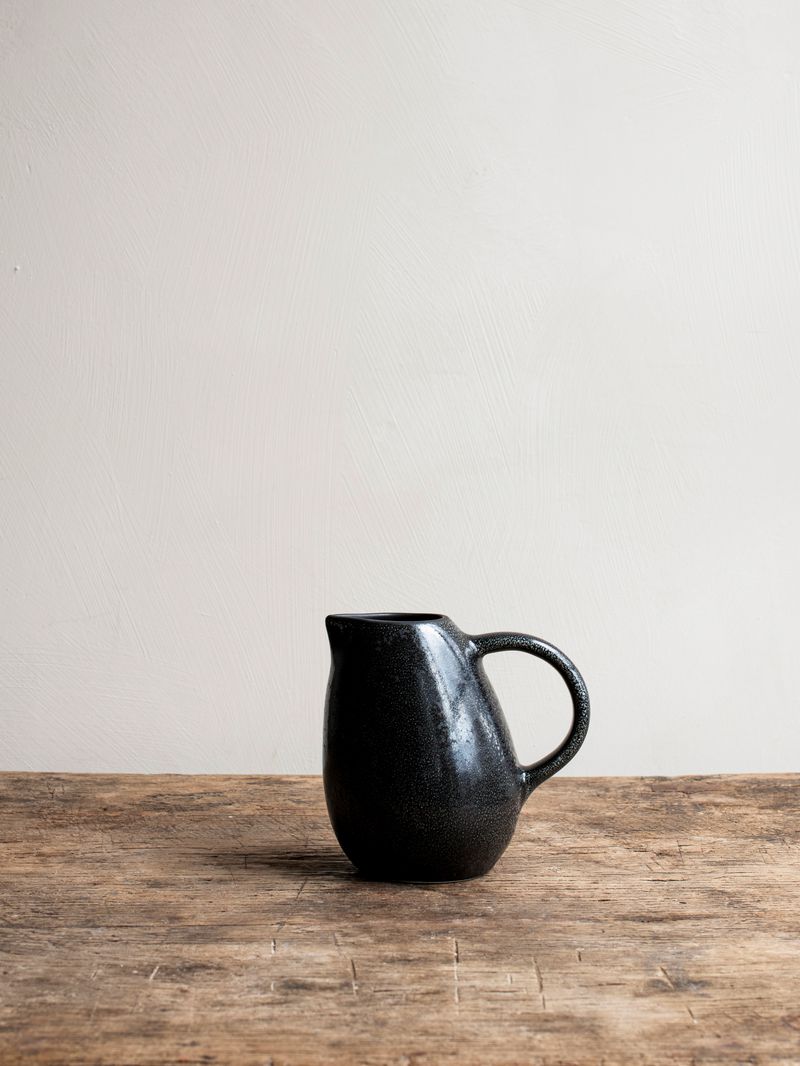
[323,613,590,882]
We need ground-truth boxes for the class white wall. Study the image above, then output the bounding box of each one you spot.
[2,0,799,776]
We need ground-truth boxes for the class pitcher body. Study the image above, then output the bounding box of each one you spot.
[323,613,589,882]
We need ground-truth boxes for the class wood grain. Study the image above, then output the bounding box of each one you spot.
[1,774,798,1064]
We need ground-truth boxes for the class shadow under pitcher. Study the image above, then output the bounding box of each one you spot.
[323,613,590,882]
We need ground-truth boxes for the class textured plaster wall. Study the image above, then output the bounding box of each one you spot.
[2,0,799,774]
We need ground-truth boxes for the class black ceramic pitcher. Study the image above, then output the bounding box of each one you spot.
[323,613,590,882]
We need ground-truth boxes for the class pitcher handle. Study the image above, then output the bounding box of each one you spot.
[471,632,590,801]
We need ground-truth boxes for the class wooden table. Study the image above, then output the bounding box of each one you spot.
[1,774,798,1064]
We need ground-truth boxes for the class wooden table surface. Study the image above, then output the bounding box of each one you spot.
[1,774,798,1064]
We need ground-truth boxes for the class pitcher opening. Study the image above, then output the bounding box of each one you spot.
[329,612,444,624]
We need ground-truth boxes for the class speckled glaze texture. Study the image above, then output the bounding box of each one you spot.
[323,613,590,882]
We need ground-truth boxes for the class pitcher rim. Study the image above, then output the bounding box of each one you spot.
[326,612,445,625]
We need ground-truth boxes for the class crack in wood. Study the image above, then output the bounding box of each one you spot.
[533,955,546,1010]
